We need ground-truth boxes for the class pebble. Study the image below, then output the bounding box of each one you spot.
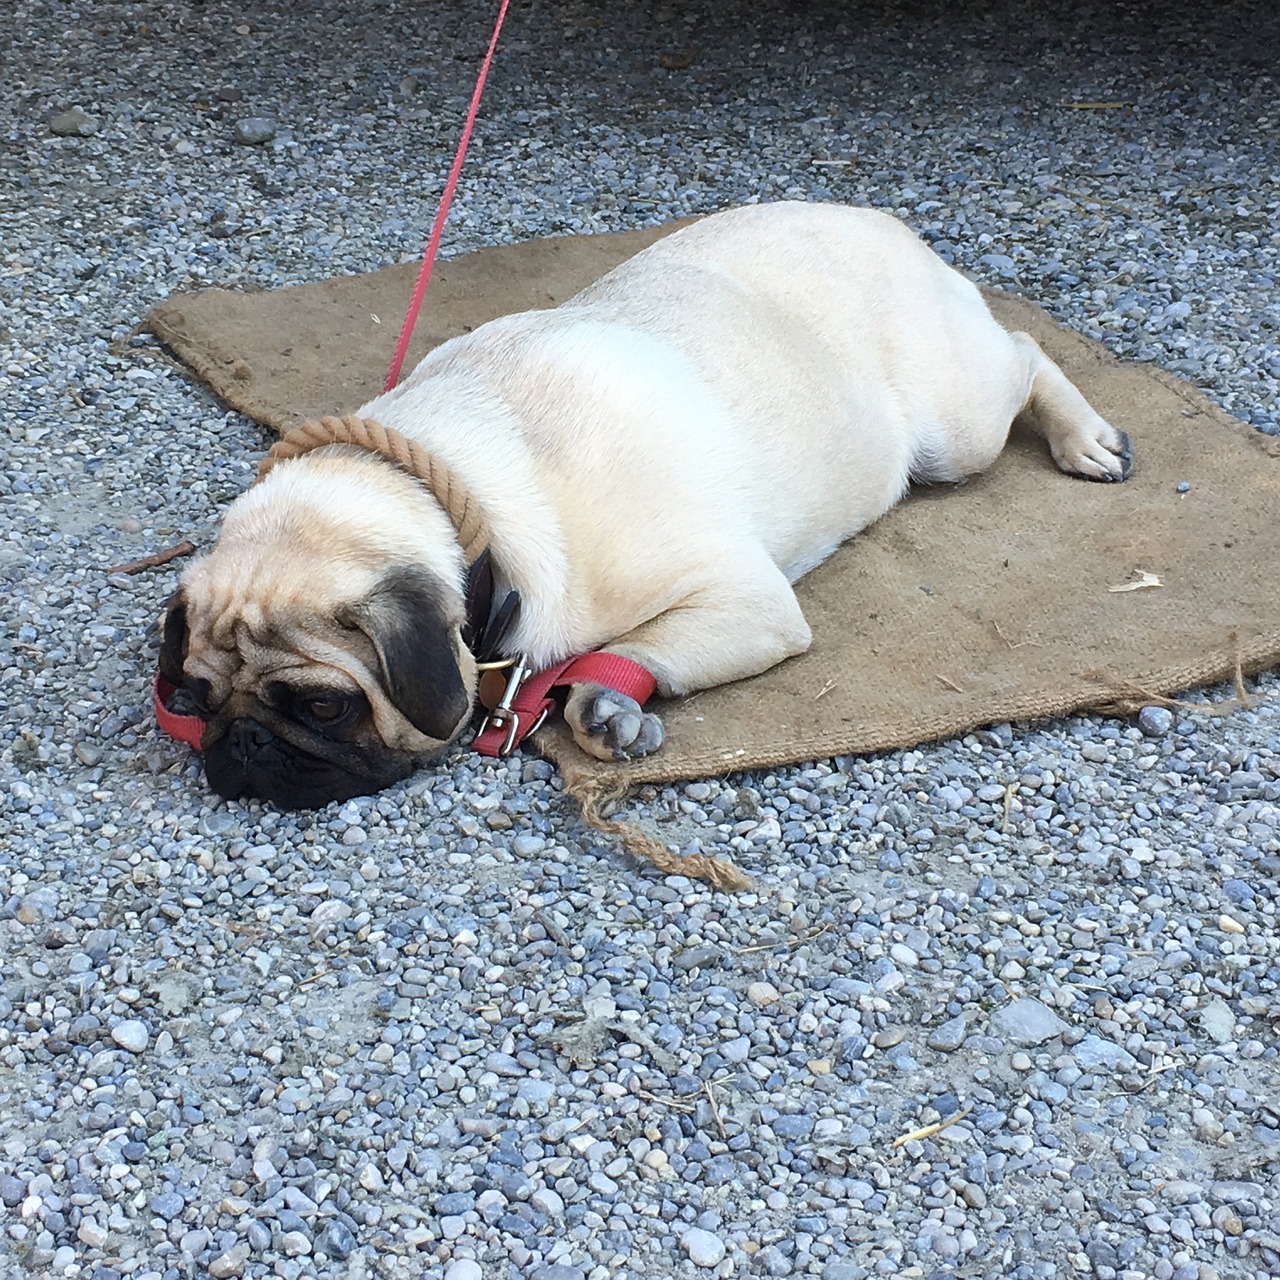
[49,107,97,136]
[280,1231,312,1256]
[1072,1034,1137,1070]
[318,1221,356,1259]
[927,1014,968,1051]
[747,981,781,1006]
[989,998,1068,1046]
[150,1191,184,1221]
[1137,705,1175,737]
[532,1188,565,1215]
[1198,997,1237,1044]
[232,116,277,145]
[682,1226,728,1267]
[109,1019,149,1053]
[208,1246,250,1278]
[446,1263,483,1280]
[77,1220,108,1248]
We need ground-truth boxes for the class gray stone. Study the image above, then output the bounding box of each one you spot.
[208,1245,250,1278]
[1199,997,1237,1044]
[682,1226,727,1267]
[1072,1034,1137,1070]
[50,107,97,137]
[674,943,722,971]
[485,1051,523,1076]
[988,998,1068,1046]
[317,1221,356,1259]
[1137,705,1175,737]
[927,1014,968,1051]
[150,1191,184,1221]
[110,1019,149,1053]
[822,1265,868,1280]
[531,1187,565,1215]
[772,1113,815,1141]
[232,116,277,145]
[517,1078,555,1105]
[281,1230,312,1256]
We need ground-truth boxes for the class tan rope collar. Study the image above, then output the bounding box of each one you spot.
[257,415,491,565]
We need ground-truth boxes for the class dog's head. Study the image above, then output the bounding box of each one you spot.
[159,455,476,808]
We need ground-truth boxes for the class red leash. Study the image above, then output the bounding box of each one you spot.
[155,3,660,762]
[383,0,512,392]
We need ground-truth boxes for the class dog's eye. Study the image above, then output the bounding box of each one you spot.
[303,693,351,723]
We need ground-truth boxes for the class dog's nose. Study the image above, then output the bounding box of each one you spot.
[228,719,275,764]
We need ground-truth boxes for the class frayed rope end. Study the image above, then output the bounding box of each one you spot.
[560,766,754,893]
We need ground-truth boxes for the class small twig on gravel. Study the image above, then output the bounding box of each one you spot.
[893,1105,972,1148]
[813,677,838,700]
[936,674,964,694]
[735,921,833,955]
[106,539,196,576]
[1001,783,1016,832]
[636,1089,697,1113]
[210,917,262,936]
[294,969,333,989]
[703,1078,729,1140]
[1116,1060,1178,1096]
[534,909,573,949]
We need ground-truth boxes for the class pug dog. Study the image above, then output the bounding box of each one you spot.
[159,201,1132,807]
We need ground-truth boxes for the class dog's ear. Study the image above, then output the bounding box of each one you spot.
[344,566,469,742]
[158,589,190,685]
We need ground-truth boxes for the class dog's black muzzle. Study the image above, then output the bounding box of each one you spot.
[203,717,411,809]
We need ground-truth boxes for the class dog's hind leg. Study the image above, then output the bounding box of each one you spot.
[564,561,812,762]
[1011,332,1133,482]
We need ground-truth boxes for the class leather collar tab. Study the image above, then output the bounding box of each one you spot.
[462,548,521,664]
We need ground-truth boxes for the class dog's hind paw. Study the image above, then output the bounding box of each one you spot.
[1054,425,1134,483]
[565,682,665,763]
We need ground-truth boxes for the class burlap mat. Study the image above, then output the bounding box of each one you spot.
[149,223,1280,797]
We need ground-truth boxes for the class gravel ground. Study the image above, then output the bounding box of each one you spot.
[2,1,1279,1278]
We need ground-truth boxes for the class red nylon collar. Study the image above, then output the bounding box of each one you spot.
[472,652,657,757]
[153,673,208,750]
[153,653,656,758]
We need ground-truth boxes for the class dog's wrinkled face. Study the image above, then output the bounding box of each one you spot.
[160,462,475,808]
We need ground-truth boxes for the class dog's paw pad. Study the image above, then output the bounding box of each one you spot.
[566,682,665,763]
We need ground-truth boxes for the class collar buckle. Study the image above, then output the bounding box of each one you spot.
[478,657,548,757]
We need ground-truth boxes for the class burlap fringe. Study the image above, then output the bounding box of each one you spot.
[1086,645,1254,719]
[557,757,754,893]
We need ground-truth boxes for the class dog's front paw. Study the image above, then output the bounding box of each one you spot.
[565,682,665,763]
